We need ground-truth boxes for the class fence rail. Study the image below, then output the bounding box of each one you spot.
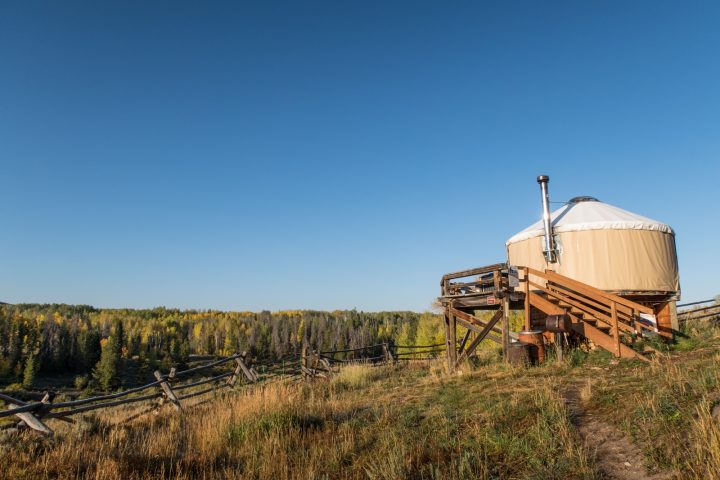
[1,341,457,437]
[300,342,446,379]
[0,352,257,436]
[678,302,720,323]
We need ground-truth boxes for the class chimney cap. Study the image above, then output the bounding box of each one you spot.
[537,175,549,183]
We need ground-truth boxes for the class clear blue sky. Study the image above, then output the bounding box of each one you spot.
[1,1,718,311]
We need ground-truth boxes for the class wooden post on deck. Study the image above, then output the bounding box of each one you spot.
[523,267,531,331]
[444,309,457,371]
[610,301,621,357]
[502,297,510,360]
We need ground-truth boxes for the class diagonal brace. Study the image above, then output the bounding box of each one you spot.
[455,308,503,367]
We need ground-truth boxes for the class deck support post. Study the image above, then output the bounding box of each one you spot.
[611,301,621,357]
[524,267,531,331]
[502,297,510,360]
[444,309,457,371]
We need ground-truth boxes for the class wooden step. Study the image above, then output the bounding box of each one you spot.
[580,322,611,335]
[582,317,612,334]
[528,292,565,315]
[569,320,648,362]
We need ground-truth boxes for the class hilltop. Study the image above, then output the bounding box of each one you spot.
[1,317,718,480]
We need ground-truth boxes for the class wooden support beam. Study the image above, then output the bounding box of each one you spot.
[524,267,531,331]
[556,333,564,362]
[611,301,621,357]
[502,297,510,361]
[456,308,503,367]
[454,317,503,345]
[457,329,472,357]
[443,311,454,371]
[447,306,505,337]
[154,369,182,412]
[449,312,457,368]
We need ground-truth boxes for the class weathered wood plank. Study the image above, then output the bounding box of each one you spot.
[154,370,182,412]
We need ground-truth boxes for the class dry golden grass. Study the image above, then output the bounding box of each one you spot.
[0,358,599,480]
[4,322,720,480]
[580,320,720,479]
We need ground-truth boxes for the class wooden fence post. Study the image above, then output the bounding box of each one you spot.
[227,355,244,387]
[382,343,395,364]
[154,368,182,412]
[235,353,257,383]
[319,357,333,376]
[301,345,312,379]
[1,392,54,436]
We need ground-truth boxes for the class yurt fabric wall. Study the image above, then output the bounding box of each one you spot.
[506,199,680,293]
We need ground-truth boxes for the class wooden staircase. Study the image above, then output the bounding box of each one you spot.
[521,267,657,362]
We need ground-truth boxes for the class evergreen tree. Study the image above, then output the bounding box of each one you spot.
[93,336,119,390]
[22,354,38,389]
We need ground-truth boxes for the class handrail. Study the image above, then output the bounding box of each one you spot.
[544,281,636,323]
[525,267,653,315]
[441,263,507,284]
[540,280,653,333]
[544,280,637,320]
[527,279,636,335]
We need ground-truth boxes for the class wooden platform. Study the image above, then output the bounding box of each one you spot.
[438,262,669,371]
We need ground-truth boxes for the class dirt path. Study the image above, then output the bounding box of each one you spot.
[562,382,673,480]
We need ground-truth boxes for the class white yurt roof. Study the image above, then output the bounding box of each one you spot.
[506,198,674,245]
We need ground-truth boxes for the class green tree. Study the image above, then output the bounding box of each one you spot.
[22,354,38,388]
[93,336,119,390]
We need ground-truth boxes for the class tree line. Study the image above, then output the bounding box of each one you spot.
[0,304,445,391]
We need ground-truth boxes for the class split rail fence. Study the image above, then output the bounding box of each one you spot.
[0,352,258,437]
[1,341,451,437]
[300,342,446,379]
[678,300,720,324]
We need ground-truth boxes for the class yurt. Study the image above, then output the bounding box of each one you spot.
[506,196,680,295]
[506,177,680,337]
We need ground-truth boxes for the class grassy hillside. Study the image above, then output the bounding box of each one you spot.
[1,320,719,479]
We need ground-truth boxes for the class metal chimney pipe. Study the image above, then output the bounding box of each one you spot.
[537,175,557,263]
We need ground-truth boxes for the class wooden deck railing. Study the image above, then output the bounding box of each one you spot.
[524,267,655,335]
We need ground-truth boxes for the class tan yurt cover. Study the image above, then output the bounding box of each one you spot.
[506,198,680,294]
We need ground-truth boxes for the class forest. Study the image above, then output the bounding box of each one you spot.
[0,304,446,391]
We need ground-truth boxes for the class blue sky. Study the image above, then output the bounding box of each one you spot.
[1,1,718,311]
